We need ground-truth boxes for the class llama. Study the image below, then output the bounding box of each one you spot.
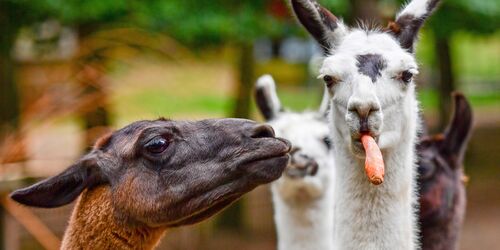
[255,75,334,250]
[290,0,441,248]
[418,92,473,250]
[10,118,291,250]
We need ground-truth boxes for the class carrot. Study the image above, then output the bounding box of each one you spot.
[361,134,385,185]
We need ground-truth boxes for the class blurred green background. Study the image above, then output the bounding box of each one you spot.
[0,0,498,249]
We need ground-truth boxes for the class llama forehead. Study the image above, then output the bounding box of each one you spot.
[321,30,417,77]
[106,121,150,156]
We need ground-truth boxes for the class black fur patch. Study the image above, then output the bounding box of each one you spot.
[393,0,440,52]
[356,54,387,82]
[255,87,276,120]
[292,0,338,53]
[427,0,441,12]
[394,14,425,52]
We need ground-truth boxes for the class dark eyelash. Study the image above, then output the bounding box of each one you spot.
[323,137,332,149]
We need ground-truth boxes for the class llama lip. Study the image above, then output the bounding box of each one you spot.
[277,138,292,153]
[253,138,291,161]
[353,134,379,147]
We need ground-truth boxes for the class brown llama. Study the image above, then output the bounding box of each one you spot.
[418,92,473,250]
[11,118,291,249]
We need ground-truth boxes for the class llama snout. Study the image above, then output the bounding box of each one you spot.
[285,149,319,178]
[346,97,383,136]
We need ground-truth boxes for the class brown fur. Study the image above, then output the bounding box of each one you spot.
[386,21,401,34]
[62,186,166,250]
[417,93,473,250]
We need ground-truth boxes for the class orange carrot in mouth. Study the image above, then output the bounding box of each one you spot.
[361,134,385,185]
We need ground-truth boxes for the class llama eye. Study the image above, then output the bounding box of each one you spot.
[323,75,337,87]
[400,70,413,83]
[323,136,332,150]
[418,159,436,180]
[145,137,170,154]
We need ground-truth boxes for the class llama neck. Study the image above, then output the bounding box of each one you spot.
[420,182,466,250]
[272,180,334,250]
[331,135,418,249]
[61,186,166,250]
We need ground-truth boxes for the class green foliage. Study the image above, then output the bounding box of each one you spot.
[430,0,500,37]
[2,0,349,47]
[132,0,289,46]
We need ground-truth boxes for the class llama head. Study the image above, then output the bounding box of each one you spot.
[255,75,331,186]
[418,93,473,223]
[11,118,291,227]
[291,0,440,157]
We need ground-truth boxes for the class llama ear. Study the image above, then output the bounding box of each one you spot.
[388,0,441,52]
[10,154,106,208]
[254,75,282,121]
[318,86,330,117]
[439,92,473,166]
[290,0,347,53]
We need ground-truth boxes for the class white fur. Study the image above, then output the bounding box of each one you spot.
[398,0,434,19]
[319,30,421,249]
[256,75,335,250]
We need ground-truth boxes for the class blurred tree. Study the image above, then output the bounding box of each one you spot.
[33,0,133,149]
[426,0,499,130]
[0,1,51,162]
[133,0,348,118]
[0,2,36,144]
[0,0,132,151]
[133,0,289,119]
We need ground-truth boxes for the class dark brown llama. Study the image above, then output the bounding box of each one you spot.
[11,118,291,250]
[418,93,473,250]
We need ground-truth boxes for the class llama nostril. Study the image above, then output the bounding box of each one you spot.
[360,117,370,133]
[308,161,319,176]
[251,124,275,138]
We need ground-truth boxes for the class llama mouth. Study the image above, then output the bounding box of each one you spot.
[352,134,378,153]
[246,138,292,164]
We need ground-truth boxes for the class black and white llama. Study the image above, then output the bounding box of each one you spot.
[255,75,334,250]
[290,0,441,248]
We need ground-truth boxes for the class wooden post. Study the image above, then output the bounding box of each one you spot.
[1,195,61,250]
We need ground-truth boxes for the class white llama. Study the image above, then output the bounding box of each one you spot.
[290,0,441,249]
[255,75,334,250]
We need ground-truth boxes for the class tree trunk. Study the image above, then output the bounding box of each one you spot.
[0,27,26,164]
[218,43,255,231]
[231,43,255,119]
[0,33,20,139]
[435,36,455,131]
[76,28,111,151]
[78,67,111,152]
